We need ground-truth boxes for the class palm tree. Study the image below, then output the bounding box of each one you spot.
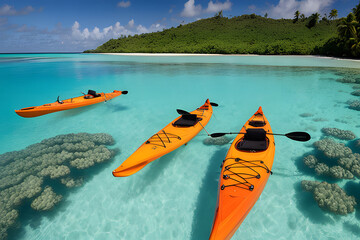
[338,13,360,57]
[338,13,358,40]
[353,2,360,22]
[329,9,338,20]
[293,10,300,23]
[300,14,306,21]
[306,13,320,28]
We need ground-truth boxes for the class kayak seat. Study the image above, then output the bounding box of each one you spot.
[88,90,101,98]
[237,128,268,151]
[173,114,199,127]
[248,120,266,127]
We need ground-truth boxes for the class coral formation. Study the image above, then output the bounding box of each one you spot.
[0,133,117,239]
[348,100,360,111]
[313,138,352,159]
[312,118,328,122]
[303,155,318,168]
[203,136,232,146]
[321,128,356,140]
[338,153,360,178]
[301,180,357,215]
[31,186,62,211]
[299,113,314,118]
[351,90,360,96]
[303,155,354,179]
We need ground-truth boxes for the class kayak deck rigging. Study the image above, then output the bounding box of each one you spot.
[220,157,273,191]
[145,130,182,148]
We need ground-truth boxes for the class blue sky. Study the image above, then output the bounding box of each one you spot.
[0,0,358,52]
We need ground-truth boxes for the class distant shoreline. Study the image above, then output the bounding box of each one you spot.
[96,52,360,62]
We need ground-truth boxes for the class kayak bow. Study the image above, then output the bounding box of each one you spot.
[113,99,213,177]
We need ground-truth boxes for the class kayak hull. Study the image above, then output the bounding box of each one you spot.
[209,106,275,240]
[15,90,124,118]
[113,99,213,177]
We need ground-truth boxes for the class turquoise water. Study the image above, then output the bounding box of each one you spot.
[1,54,360,239]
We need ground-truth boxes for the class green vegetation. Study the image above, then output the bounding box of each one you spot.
[318,2,360,58]
[85,14,339,55]
[85,2,360,58]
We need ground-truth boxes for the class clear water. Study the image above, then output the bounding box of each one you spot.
[1,54,360,240]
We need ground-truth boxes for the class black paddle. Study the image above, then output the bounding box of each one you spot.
[210,131,311,142]
[122,90,128,95]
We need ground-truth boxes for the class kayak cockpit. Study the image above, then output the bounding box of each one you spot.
[20,107,36,111]
[173,114,201,127]
[236,129,269,152]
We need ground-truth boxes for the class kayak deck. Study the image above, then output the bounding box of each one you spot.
[112,99,213,177]
[15,90,125,118]
[210,107,275,240]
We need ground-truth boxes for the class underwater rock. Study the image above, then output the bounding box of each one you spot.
[0,133,117,239]
[353,85,360,89]
[348,100,360,111]
[351,90,360,96]
[313,138,352,159]
[301,180,357,215]
[303,155,318,168]
[203,136,232,146]
[338,153,360,178]
[31,186,62,211]
[299,113,314,118]
[321,127,356,140]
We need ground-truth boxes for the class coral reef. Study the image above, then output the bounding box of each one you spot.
[301,180,357,215]
[313,138,352,159]
[348,100,360,111]
[203,136,232,146]
[31,187,62,211]
[321,128,356,140]
[0,133,117,240]
[303,155,318,168]
[351,90,360,96]
[338,153,360,178]
[303,155,353,179]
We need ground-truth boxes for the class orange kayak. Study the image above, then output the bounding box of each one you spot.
[210,107,275,240]
[15,90,127,118]
[113,99,213,177]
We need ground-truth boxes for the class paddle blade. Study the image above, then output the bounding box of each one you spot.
[210,133,227,138]
[176,109,191,115]
[210,102,218,107]
[122,91,128,95]
[285,132,311,142]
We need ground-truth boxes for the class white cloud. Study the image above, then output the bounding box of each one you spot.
[205,0,232,13]
[71,20,165,41]
[128,19,134,28]
[117,1,131,8]
[0,4,34,16]
[181,0,202,17]
[181,0,232,18]
[268,0,334,19]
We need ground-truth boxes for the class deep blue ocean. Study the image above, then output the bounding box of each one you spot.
[0,54,359,239]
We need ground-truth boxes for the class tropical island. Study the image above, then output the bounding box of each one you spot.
[85,2,360,58]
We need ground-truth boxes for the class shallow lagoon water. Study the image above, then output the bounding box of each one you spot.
[0,54,360,239]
